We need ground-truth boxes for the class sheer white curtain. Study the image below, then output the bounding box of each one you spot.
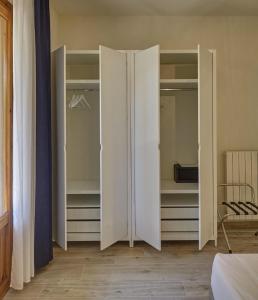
[0,15,6,217]
[11,0,36,290]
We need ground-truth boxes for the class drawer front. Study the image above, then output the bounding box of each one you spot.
[161,220,198,232]
[67,208,100,220]
[67,221,100,233]
[67,232,100,241]
[161,231,198,241]
[161,207,198,219]
[67,233,129,242]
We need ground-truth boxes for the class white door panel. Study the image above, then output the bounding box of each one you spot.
[134,45,161,250]
[198,46,215,249]
[100,46,128,250]
[55,46,67,250]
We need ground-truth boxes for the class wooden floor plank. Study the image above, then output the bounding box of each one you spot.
[4,231,258,300]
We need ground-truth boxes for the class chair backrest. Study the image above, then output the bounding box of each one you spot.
[226,151,258,219]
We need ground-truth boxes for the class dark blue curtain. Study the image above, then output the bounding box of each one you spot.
[34,0,53,269]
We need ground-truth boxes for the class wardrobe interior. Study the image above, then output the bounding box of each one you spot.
[160,52,199,239]
[66,52,101,241]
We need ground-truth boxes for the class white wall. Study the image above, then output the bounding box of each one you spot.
[50,3,60,49]
[50,13,258,199]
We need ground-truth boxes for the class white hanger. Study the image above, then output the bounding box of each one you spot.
[69,93,91,110]
[79,94,91,110]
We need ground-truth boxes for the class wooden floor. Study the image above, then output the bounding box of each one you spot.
[4,230,258,300]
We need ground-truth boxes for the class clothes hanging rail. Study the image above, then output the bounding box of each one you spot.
[68,88,196,92]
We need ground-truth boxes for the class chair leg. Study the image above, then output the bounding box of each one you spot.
[218,211,232,254]
[221,220,232,254]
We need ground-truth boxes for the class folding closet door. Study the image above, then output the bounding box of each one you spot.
[134,45,161,250]
[198,46,216,249]
[55,46,67,250]
[100,46,128,250]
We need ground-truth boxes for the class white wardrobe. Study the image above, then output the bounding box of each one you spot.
[54,45,217,251]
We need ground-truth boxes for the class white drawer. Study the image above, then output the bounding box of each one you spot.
[67,208,100,220]
[161,220,198,232]
[161,207,198,219]
[67,232,100,241]
[67,233,130,242]
[67,221,100,233]
[161,231,198,241]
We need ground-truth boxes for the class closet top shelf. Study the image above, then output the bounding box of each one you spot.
[66,79,197,90]
[66,79,99,90]
[160,79,198,90]
[66,51,99,65]
[67,180,100,194]
[160,51,198,64]
[65,49,198,65]
[161,180,199,194]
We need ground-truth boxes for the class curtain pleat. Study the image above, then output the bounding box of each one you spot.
[12,0,36,290]
[34,0,53,270]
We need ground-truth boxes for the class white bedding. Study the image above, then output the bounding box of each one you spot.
[211,253,258,300]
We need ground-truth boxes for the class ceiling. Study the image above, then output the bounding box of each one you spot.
[52,0,258,16]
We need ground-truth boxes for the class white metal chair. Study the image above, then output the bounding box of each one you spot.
[218,183,258,253]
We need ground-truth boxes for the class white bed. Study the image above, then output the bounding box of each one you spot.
[211,253,258,300]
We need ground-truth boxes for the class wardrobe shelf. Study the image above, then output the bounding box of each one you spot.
[66,50,99,65]
[160,50,198,64]
[160,79,198,89]
[161,180,199,194]
[67,180,100,194]
[66,79,99,90]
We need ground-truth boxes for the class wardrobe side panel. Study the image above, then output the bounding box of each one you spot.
[212,51,217,246]
[134,45,161,250]
[100,46,128,250]
[55,46,67,250]
[198,47,214,250]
